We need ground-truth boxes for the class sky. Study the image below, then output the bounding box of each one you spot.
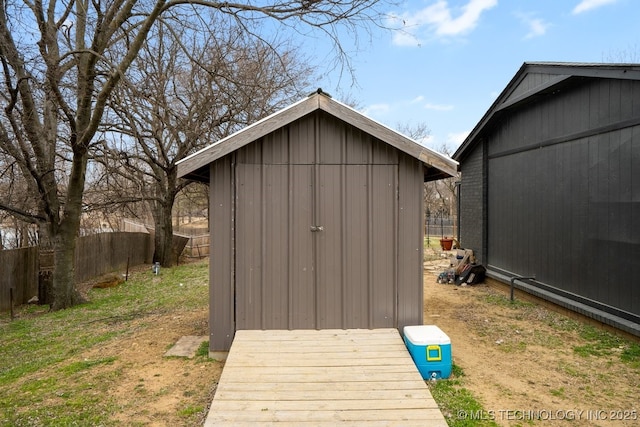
[305,0,640,153]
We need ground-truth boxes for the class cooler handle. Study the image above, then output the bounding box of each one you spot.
[426,345,442,362]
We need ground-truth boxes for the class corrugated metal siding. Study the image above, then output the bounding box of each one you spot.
[209,158,235,351]
[368,165,397,328]
[235,163,399,330]
[209,110,426,350]
[237,112,400,166]
[397,153,424,331]
[486,77,640,320]
[235,164,315,330]
[288,166,316,329]
[314,165,343,329]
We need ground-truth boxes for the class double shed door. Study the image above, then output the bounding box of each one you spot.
[235,163,397,330]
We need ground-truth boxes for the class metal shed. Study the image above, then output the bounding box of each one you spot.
[453,62,640,337]
[178,90,458,351]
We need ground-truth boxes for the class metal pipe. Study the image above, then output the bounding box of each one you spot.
[510,276,536,301]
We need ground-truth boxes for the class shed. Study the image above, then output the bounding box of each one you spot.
[453,62,640,336]
[178,90,458,351]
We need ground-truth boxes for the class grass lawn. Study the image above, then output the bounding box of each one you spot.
[0,261,213,426]
[1,258,499,426]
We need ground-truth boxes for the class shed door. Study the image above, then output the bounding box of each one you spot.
[235,164,397,330]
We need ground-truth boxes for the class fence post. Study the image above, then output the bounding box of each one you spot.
[10,287,15,320]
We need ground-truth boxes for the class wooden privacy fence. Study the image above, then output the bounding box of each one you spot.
[182,234,210,258]
[74,232,153,284]
[0,247,39,313]
[0,232,153,312]
[121,219,208,260]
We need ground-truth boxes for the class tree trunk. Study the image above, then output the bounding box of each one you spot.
[49,150,89,310]
[50,230,85,310]
[153,199,175,267]
[151,166,178,268]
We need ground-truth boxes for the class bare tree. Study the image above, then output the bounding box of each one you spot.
[426,142,459,241]
[603,44,640,63]
[396,121,431,145]
[93,16,312,266]
[0,0,388,310]
[173,181,209,232]
[0,151,39,248]
[396,123,460,240]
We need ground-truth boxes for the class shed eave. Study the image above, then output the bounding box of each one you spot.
[178,91,458,180]
[177,95,318,179]
[318,95,458,177]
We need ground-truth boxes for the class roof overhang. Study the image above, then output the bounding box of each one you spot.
[453,62,640,163]
[178,91,458,182]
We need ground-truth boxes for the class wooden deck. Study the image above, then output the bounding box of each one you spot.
[204,328,448,426]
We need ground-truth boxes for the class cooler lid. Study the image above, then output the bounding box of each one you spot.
[403,325,451,345]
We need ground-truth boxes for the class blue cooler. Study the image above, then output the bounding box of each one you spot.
[403,325,452,379]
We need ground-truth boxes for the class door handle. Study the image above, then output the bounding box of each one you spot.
[310,225,324,232]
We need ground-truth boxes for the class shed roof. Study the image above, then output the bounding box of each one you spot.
[453,62,640,163]
[177,90,458,182]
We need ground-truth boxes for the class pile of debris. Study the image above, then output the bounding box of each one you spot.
[436,249,486,286]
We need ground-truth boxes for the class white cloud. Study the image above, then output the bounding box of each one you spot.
[424,102,454,111]
[447,131,470,147]
[421,131,468,152]
[364,97,452,118]
[515,12,550,39]
[390,30,421,47]
[525,18,549,38]
[389,0,498,45]
[572,0,617,14]
[362,103,391,117]
[429,0,499,36]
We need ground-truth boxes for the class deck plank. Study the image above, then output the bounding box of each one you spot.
[204,329,448,426]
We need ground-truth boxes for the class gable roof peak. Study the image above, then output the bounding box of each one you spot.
[453,61,640,161]
[310,88,332,98]
[178,91,458,181]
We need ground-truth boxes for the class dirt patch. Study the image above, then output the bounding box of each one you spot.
[62,257,638,426]
[80,307,223,426]
[424,254,640,426]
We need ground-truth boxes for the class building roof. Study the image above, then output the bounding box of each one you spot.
[453,62,640,163]
[177,90,458,182]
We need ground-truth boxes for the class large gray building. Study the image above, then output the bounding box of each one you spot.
[453,62,640,336]
[178,90,457,351]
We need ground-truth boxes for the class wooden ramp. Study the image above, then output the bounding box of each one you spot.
[204,328,448,426]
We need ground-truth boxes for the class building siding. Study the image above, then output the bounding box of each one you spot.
[209,157,235,351]
[506,72,568,101]
[397,153,425,331]
[459,140,485,264]
[484,77,640,325]
[207,110,426,351]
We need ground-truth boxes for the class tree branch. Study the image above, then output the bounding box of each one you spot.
[0,200,46,223]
